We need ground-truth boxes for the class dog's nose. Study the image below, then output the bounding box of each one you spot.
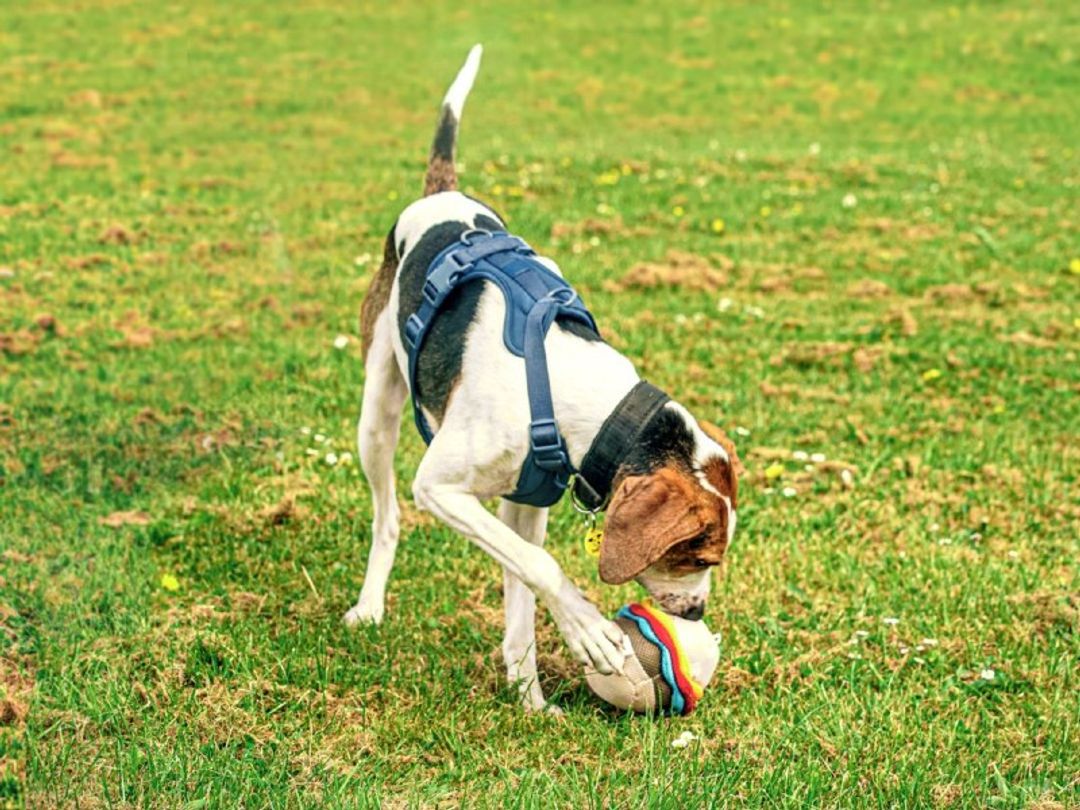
[680,604,705,621]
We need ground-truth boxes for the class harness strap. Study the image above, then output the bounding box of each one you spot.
[522,293,574,473]
[405,230,593,507]
[403,232,531,360]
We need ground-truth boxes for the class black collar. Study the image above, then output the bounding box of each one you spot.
[572,381,671,512]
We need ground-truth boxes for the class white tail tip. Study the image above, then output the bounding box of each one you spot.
[443,44,483,118]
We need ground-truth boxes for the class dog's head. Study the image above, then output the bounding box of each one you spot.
[598,409,741,620]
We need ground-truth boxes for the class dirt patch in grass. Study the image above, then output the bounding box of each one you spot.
[604,250,732,292]
[847,278,892,298]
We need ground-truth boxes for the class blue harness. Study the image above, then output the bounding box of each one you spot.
[403,229,599,507]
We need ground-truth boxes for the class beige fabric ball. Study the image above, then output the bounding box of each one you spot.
[586,611,720,714]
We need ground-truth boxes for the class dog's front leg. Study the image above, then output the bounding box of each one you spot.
[496,500,556,713]
[413,479,626,678]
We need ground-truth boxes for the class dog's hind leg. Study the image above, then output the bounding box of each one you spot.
[344,310,408,626]
[496,500,555,713]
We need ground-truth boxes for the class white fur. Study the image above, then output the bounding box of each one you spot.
[443,44,483,119]
[343,310,407,626]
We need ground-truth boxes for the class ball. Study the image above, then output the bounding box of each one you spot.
[585,602,720,715]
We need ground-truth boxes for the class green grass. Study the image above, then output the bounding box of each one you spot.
[1,0,1078,806]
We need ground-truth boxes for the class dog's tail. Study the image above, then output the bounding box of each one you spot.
[423,44,482,196]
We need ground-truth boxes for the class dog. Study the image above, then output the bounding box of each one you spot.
[345,45,741,712]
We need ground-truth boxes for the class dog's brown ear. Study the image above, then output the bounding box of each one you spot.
[699,420,745,476]
[599,468,707,584]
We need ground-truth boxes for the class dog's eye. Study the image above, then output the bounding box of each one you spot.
[693,558,710,568]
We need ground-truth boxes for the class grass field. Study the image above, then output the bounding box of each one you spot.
[1,0,1078,806]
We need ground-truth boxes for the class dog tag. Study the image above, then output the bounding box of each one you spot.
[584,523,603,557]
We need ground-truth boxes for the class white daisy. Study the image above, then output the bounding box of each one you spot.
[671,731,697,749]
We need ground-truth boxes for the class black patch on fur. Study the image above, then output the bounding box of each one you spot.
[397,221,480,422]
[387,222,399,258]
[431,107,457,161]
[464,194,508,224]
[473,213,503,232]
[557,318,602,342]
[618,407,695,476]
[398,210,604,425]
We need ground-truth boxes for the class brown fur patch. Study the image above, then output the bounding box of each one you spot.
[423,154,457,196]
[660,530,728,575]
[699,420,745,479]
[600,467,726,584]
[359,230,398,361]
[703,457,738,509]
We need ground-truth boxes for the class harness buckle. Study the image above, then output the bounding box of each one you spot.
[423,265,466,306]
[403,314,424,349]
[421,280,439,306]
[528,418,571,473]
[446,250,473,271]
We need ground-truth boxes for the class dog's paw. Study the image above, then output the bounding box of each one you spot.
[547,581,627,676]
[343,600,384,626]
[525,700,564,717]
